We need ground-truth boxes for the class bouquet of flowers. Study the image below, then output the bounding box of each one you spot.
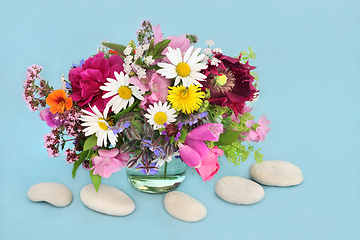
[23,20,270,191]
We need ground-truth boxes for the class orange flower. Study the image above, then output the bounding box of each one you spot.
[46,89,73,114]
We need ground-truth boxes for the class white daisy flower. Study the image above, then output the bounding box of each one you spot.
[157,46,208,87]
[144,101,177,130]
[79,105,117,147]
[100,71,144,114]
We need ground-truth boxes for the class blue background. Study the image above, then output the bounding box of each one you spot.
[1,0,359,239]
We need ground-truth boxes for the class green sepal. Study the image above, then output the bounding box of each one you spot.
[102,42,126,56]
[215,130,241,146]
[83,135,97,151]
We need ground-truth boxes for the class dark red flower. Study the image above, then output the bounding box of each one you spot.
[203,53,258,116]
[69,52,124,111]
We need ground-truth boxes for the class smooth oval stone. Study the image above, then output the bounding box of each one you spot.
[250,160,304,186]
[80,184,135,216]
[27,182,72,207]
[164,191,207,222]
[215,176,265,205]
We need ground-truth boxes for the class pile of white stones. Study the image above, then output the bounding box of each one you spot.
[27,160,303,222]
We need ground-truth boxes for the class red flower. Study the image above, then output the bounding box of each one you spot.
[203,53,258,116]
[69,52,124,111]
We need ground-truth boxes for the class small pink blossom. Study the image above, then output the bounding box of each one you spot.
[90,149,129,178]
[39,108,63,128]
[153,24,190,55]
[139,72,171,110]
[195,146,223,182]
[244,115,271,142]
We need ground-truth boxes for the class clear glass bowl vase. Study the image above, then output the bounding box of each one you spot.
[126,154,186,194]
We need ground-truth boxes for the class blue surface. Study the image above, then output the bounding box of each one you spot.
[1,0,359,239]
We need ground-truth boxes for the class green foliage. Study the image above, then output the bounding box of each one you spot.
[179,129,188,142]
[102,42,126,56]
[112,101,139,120]
[254,149,264,164]
[186,34,198,44]
[72,158,84,179]
[240,47,256,63]
[215,130,241,146]
[145,39,171,63]
[83,135,97,151]
[89,152,101,192]
[219,141,263,166]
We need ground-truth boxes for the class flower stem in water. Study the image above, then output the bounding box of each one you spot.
[164,161,168,180]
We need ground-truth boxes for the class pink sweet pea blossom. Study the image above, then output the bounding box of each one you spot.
[195,146,223,182]
[139,72,171,110]
[178,123,223,168]
[153,24,190,55]
[39,108,64,128]
[90,148,129,178]
[244,115,271,143]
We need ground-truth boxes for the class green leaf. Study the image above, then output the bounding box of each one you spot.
[215,130,241,146]
[83,135,97,151]
[72,158,85,179]
[89,153,101,192]
[102,42,126,56]
[179,129,188,142]
[90,170,101,192]
[112,101,139,119]
[153,39,171,56]
[79,150,89,158]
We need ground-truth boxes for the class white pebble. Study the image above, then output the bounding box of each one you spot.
[164,191,207,222]
[80,184,135,216]
[215,176,265,205]
[250,160,304,186]
[27,182,72,207]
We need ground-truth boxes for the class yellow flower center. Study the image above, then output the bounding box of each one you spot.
[176,62,191,77]
[154,112,167,125]
[181,90,189,98]
[118,86,132,100]
[215,74,227,86]
[98,118,108,130]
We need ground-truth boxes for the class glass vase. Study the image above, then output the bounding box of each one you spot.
[126,153,186,194]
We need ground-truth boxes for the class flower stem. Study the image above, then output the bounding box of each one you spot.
[164,161,168,180]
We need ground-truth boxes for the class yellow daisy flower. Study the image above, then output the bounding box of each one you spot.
[167,84,205,114]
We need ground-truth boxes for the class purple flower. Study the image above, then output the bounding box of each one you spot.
[111,121,131,135]
[141,139,165,156]
[39,108,64,128]
[135,161,158,174]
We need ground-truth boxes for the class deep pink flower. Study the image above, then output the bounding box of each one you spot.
[69,52,124,111]
[90,148,129,178]
[39,108,63,128]
[195,146,223,182]
[244,115,271,142]
[178,123,223,168]
[203,53,258,116]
